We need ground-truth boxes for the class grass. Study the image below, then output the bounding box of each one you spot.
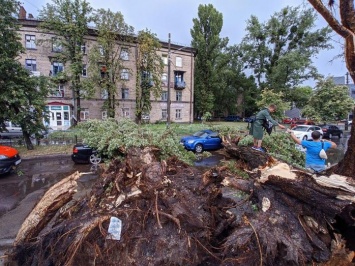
[17,145,73,159]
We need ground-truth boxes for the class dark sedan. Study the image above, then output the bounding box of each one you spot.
[0,145,21,174]
[180,129,222,153]
[319,124,343,139]
[71,144,101,164]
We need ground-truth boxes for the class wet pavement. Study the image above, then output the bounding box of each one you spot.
[0,155,98,264]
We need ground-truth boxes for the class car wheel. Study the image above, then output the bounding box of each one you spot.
[328,133,332,139]
[89,154,101,164]
[195,144,203,153]
[302,135,308,140]
[339,133,343,138]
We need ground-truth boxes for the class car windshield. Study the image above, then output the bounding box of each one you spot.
[193,131,209,138]
[292,126,310,132]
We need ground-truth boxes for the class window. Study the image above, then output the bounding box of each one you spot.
[176,56,182,67]
[162,109,167,120]
[82,64,87,77]
[122,88,129,99]
[99,45,105,56]
[102,111,107,120]
[101,89,108,99]
[120,69,129,80]
[176,91,182,101]
[25,59,36,71]
[51,62,64,76]
[25,35,36,49]
[80,108,89,121]
[162,73,167,82]
[52,37,62,52]
[175,109,182,120]
[100,65,107,78]
[49,85,64,98]
[122,108,130,117]
[161,91,168,101]
[162,54,168,65]
[81,43,86,54]
[120,48,129,60]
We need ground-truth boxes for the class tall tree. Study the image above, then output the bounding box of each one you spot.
[256,89,290,119]
[38,0,93,125]
[288,86,313,109]
[86,8,134,118]
[302,78,353,123]
[191,4,229,117]
[307,0,355,177]
[240,6,332,91]
[135,29,164,124]
[0,0,49,150]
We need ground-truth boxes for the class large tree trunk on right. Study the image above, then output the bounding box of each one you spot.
[307,0,355,178]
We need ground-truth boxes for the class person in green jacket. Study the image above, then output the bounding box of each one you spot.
[250,104,285,152]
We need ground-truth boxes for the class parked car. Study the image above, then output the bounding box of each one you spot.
[225,115,242,122]
[290,120,315,129]
[290,125,323,140]
[180,129,222,153]
[243,116,256,123]
[0,145,21,174]
[319,124,343,139]
[71,144,101,164]
[282,117,299,124]
[0,121,22,138]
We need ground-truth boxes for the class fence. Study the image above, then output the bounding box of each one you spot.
[0,135,82,147]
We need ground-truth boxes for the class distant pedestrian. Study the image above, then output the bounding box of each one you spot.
[250,104,285,152]
[287,129,336,173]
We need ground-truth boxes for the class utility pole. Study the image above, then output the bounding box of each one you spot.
[167,33,171,128]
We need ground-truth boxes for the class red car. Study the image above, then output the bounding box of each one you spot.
[0,145,21,174]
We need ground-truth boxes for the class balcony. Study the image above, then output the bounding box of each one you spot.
[174,81,186,90]
[48,90,64,98]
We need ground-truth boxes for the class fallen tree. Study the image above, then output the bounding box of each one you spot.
[7,142,355,265]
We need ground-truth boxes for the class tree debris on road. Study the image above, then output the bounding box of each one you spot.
[7,142,355,265]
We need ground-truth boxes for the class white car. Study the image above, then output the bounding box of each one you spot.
[290,125,323,140]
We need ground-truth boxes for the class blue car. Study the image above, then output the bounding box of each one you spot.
[180,129,222,153]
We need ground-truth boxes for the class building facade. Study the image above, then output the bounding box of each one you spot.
[17,9,195,130]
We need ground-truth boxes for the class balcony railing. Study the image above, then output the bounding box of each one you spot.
[174,81,186,90]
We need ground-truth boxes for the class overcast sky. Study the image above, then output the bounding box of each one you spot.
[22,0,349,86]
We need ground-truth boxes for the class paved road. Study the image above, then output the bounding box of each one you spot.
[0,155,98,265]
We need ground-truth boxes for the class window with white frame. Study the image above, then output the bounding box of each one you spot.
[176,56,182,67]
[175,109,182,120]
[162,109,167,120]
[162,73,167,82]
[120,48,129,60]
[122,108,130,117]
[120,69,129,80]
[80,108,89,121]
[25,59,36,71]
[52,37,62,52]
[49,84,64,98]
[51,62,64,76]
[82,64,87,77]
[162,54,168,65]
[25,35,36,49]
[99,45,105,56]
[101,89,108,99]
[161,91,168,101]
[102,111,107,120]
[122,88,129,99]
[176,91,182,101]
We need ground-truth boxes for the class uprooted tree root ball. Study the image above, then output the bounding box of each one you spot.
[8,146,355,266]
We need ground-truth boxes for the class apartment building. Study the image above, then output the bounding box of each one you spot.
[17,8,195,130]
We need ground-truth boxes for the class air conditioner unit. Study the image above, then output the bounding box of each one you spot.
[30,71,41,77]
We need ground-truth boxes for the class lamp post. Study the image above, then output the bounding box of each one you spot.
[167,33,171,128]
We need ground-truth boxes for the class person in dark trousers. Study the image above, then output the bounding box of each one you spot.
[287,129,337,172]
[249,104,286,152]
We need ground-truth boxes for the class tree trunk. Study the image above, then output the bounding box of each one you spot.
[22,131,34,150]
[307,0,355,178]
